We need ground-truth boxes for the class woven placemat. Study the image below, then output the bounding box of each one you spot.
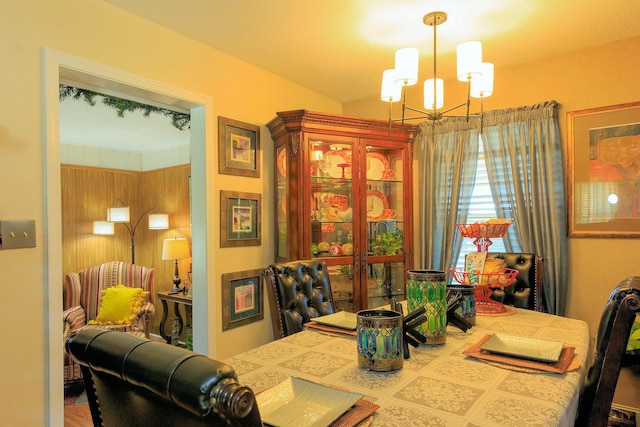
[306,321,358,336]
[330,399,379,427]
[463,334,576,374]
[485,356,581,373]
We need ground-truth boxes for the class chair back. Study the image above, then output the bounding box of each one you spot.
[487,253,543,311]
[65,329,262,427]
[575,276,640,427]
[64,261,155,321]
[264,260,335,339]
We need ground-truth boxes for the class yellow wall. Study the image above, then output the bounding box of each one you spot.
[0,1,341,425]
[345,35,640,339]
[3,0,639,423]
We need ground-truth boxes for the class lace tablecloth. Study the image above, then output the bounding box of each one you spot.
[224,308,590,427]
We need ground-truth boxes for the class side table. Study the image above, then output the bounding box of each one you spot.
[157,291,192,344]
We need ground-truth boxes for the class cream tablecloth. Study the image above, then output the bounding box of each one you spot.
[224,308,590,427]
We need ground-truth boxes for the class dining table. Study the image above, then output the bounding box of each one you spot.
[223,307,590,427]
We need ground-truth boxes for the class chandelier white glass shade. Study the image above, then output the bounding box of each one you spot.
[380,11,494,125]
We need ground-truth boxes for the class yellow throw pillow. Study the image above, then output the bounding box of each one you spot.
[89,285,149,325]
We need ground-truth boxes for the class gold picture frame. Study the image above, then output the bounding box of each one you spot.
[221,268,264,330]
[220,190,261,247]
[567,101,640,237]
[218,116,260,177]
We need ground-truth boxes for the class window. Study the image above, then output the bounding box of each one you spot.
[455,141,506,268]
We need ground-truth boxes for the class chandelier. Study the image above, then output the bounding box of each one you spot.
[380,11,494,127]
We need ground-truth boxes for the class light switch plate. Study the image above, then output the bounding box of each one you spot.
[0,220,36,249]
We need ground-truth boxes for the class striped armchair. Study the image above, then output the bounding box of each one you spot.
[63,261,155,386]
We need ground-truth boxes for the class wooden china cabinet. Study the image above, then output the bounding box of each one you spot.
[267,110,416,312]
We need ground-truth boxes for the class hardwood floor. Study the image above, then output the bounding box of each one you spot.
[64,403,92,427]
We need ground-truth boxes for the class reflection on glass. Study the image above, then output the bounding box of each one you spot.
[373,263,385,288]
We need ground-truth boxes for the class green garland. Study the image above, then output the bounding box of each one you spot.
[59,84,190,131]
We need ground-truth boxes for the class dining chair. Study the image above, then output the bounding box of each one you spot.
[66,328,262,427]
[574,276,640,427]
[486,252,544,311]
[263,260,336,339]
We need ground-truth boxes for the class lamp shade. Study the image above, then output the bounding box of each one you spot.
[381,69,402,102]
[394,48,419,86]
[93,221,114,235]
[424,78,444,110]
[162,238,190,261]
[107,206,130,223]
[457,41,482,82]
[148,213,169,230]
[470,62,494,98]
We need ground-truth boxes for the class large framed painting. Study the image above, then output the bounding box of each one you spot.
[221,268,264,330]
[220,190,261,247]
[218,116,260,177]
[567,101,640,237]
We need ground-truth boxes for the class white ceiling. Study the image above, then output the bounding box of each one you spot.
[63,0,640,150]
[102,0,640,103]
[59,93,190,152]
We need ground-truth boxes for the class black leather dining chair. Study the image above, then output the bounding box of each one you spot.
[65,328,262,427]
[263,260,336,340]
[487,252,544,311]
[574,276,640,427]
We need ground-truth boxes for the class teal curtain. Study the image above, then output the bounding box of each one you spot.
[415,120,479,271]
[415,100,566,315]
[482,101,566,314]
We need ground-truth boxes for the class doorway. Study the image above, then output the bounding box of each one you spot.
[44,49,212,426]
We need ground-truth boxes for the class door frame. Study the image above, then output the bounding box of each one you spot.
[42,48,213,426]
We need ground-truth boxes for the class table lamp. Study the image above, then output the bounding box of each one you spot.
[162,237,191,294]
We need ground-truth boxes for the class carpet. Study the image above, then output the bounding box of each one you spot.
[64,388,88,406]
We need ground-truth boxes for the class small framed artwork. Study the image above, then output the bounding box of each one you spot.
[567,101,640,237]
[218,116,260,178]
[220,190,261,247]
[221,268,264,330]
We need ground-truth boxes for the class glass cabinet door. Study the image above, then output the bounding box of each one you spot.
[364,144,407,307]
[308,138,356,311]
[276,145,288,260]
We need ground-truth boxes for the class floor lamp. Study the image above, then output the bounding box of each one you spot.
[107,203,169,264]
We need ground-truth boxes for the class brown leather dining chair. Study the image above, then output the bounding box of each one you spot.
[66,328,262,427]
[263,260,336,340]
[574,276,640,427]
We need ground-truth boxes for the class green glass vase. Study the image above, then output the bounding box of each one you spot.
[406,270,447,345]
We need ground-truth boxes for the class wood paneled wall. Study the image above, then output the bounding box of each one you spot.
[61,164,191,335]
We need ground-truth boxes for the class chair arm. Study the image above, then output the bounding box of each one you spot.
[63,305,86,340]
[134,302,155,338]
[134,302,155,321]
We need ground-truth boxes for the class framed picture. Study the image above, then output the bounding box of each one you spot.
[567,101,640,237]
[221,268,264,330]
[220,190,262,247]
[218,116,260,177]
